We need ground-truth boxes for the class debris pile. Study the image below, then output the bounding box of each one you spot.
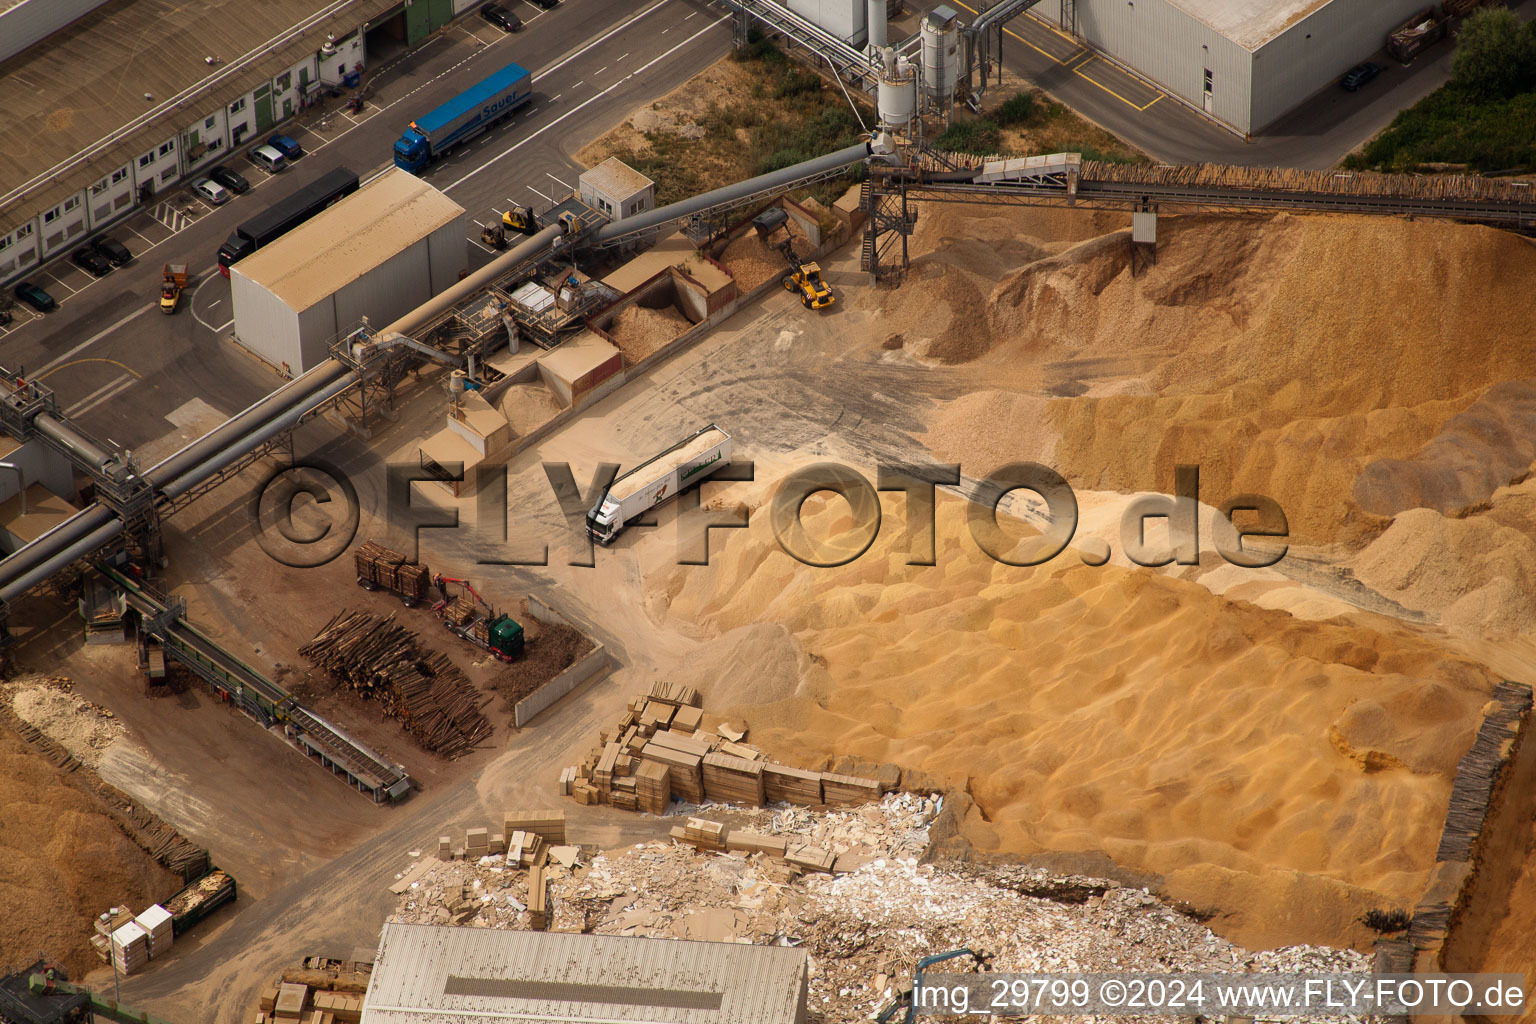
[301,610,493,758]
[3,676,124,769]
[387,792,1368,1022]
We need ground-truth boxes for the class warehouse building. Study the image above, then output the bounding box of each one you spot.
[361,923,809,1024]
[0,0,479,288]
[230,169,467,376]
[1028,0,1434,134]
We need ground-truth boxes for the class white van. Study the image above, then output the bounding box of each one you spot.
[249,144,287,173]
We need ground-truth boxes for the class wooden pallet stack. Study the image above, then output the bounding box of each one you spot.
[135,904,173,959]
[111,920,150,975]
[503,810,566,846]
[701,751,765,806]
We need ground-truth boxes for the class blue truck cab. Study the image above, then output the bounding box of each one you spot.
[393,61,533,172]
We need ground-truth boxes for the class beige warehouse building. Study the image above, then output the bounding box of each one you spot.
[230,168,467,376]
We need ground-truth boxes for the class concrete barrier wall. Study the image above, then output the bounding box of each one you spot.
[514,643,612,728]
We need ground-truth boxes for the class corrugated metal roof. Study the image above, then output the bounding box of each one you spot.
[580,158,654,202]
[0,0,401,235]
[234,168,464,311]
[361,924,806,1024]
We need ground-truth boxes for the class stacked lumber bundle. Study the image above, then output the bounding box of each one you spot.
[669,816,728,852]
[354,542,431,603]
[301,610,492,759]
[91,906,133,962]
[503,810,566,845]
[635,760,671,814]
[443,595,478,628]
[136,904,173,958]
[647,680,700,708]
[312,992,363,1023]
[466,828,489,859]
[764,763,823,805]
[507,830,546,867]
[702,751,765,806]
[821,772,883,806]
[562,687,886,814]
[273,983,308,1024]
[111,920,150,974]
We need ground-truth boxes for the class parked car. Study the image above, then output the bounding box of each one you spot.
[528,0,560,9]
[249,144,287,173]
[1340,62,1382,91]
[481,2,523,30]
[13,282,57,313]
[192,177,230,205]
[267,133,304,160]
[208,164,251,194]
[90,235,133,266]
[72,247,114,277]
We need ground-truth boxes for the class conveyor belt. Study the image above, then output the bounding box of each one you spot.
[99,564,411,802]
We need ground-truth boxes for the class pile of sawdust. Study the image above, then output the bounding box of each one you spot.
[499,383,561,437]
[8,683,124,769]
[650,490,1498,950]
[606,303,692,363]
[905,213,1536,545]
[0,726,179,978]
[1352,506,1536,639]
[719,233,783,291]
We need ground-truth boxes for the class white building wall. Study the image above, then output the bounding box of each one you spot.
[86,163,136,230]
[318,33,365,86]
[231,268,306,375]
[0,222,40,281]
[227,91,258,148]
[0,0,111,64]
[130,136,183,200]
[38,191,90,257]
[786,0,867,45]
[183,108,230,173]
[271,53,319,125]
[1034,0,1253,131]
[1250,0,1425,131]
[0,439,77,504]
[426,217,468,294]
[332,243,433,345]
[295,302,338,374]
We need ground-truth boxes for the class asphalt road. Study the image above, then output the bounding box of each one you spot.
[917,0,1533,169]
[0,0,731,459]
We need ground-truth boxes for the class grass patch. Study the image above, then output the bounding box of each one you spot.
[934,119,1003,154]
[933,90,1148,163]
[1343,83,1536,172]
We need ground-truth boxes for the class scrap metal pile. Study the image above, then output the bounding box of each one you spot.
[301,610,493,758]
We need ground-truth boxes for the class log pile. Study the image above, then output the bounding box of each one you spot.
[301,610,493,759]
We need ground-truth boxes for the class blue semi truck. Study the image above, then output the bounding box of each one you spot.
[393,61,533,173]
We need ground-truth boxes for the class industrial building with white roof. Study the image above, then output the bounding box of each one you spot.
[230,168,467,375]
[1027,0,1435,134]
[359,923,809,1024]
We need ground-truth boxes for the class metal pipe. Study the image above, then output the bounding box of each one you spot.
[34,416,114,471]
[0,505,114,589]
[594,140,874,243]
[0,518,124,603]
[159,375,358,501]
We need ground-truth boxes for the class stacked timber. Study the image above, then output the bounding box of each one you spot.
[726,830,789,857]
[670,704,704,733]
[135,904,173,958]
[669,816,727,852]
[646,680,700,708]
[764,763,823,805]
[639,742,704,803]
[300,610,492,759]
[701,751,765,806]
[111,921,150,975]
[527,863,548,930]
[821,772,882,806]
[635,760,671,814]
[503,811,566,845]
[443,595,478,628]
[785,843,836,873]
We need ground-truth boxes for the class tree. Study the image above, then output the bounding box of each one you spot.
[1452,8,1536,99]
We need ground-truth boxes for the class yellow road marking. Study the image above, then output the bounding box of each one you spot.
[38,358,142,380]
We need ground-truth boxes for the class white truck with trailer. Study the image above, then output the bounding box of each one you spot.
[586,425,732,544]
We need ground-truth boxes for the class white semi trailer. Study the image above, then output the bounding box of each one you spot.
[586,424,733,544]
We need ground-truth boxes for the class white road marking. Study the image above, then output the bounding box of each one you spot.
[617,52,629,60]
[35,304,157,376]
[446,18,728,192]
[527,184,553,202]
[208,299,222,309]
[547,172,572,189]
[595,66,608,75]
[684,10,696,17]
[64,373,132,415]
[572,80,584,88]
[68,376,137,419]
[550,93,562,101]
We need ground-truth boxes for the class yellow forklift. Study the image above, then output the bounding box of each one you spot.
[752,207,835,310]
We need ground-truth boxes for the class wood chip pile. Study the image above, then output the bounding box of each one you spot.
[301,610,493,759]
[560,681,885,813]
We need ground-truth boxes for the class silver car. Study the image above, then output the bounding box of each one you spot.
[192,177,230,205]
